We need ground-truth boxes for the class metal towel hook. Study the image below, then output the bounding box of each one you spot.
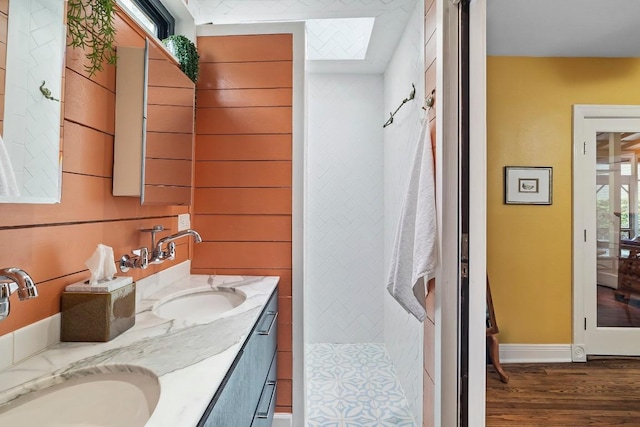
[39,81,59,102]
[422,89,436,111]
[383,84,416,128]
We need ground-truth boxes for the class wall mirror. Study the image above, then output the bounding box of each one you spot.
[0,0,65,204]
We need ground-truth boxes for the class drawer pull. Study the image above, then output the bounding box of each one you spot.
[255,380,277,419]
[258,311,278,336]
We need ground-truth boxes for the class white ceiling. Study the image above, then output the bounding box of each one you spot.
[190,0,638,72]
[488,0,640,57]
[192,0,418,73]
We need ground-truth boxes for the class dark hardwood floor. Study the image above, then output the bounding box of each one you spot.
[487,358,640,426]
[597,285,640,327]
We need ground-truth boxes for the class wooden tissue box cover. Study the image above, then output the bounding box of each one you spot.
[61,282,136,342]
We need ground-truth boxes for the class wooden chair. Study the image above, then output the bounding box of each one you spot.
[487,276,509,383]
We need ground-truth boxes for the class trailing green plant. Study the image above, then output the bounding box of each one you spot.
[162,35,199,83]
[67,0,118,77]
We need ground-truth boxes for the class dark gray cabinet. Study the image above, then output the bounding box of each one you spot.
[199,289,278,427]
[251,354,277,427]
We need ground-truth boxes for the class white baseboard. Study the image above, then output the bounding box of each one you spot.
[273,413,293,427]
[499,344,573,364]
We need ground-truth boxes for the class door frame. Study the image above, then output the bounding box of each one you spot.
[437,0,487,425]
[468,0,488,423]
[572,105,640,361]
[436,0,461,424]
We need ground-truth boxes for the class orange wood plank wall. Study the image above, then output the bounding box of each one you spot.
[424,0,437,426]
[0,0,7,135]
[193,34,294,413]
[0,8,190,337]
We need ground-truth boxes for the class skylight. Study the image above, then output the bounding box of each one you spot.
[306,18,375,61]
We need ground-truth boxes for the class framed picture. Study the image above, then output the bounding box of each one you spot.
[504,166,552,205]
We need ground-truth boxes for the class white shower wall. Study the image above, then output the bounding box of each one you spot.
[305,73,385,344]
[383,0,425,422]
[4,0,64,198]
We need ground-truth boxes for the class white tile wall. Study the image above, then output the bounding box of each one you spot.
[305,73,385,344]
[306,18,375,61]
[3,0,64,199]
[382,0,426,422]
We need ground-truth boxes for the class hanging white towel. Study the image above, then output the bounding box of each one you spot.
[0,135,19,197]
[386,119,438,322]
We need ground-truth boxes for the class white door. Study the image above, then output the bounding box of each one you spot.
[574,106,640,358]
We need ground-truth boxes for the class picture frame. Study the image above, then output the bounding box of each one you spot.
[504,166,552,205]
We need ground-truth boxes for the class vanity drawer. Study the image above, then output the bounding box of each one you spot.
[250,290,278,381]
[251,353,277,427]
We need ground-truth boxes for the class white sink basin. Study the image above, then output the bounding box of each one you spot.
[0,368,159,427]
[153,288,246,323]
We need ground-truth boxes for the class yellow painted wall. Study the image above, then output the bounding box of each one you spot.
[487,57,640,343]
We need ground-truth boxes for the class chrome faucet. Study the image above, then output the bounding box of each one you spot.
[118,226,202,272]
[0,268,38,321]
[119,247,149,273]
[150,229,202,264]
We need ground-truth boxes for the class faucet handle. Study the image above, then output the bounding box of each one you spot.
[119,247,149,272]
[18,276,38,300]
[166,242,176,261]
[119,255,134,273]
[0,282,13,298]
[0,297,8,321]
[0,282,16,322]
[133,247,149,269]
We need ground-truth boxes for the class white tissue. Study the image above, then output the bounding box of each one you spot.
[85,244,117,285]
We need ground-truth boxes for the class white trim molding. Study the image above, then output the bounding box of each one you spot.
[469,0,487,424]
[571,344,587,362]
[273,413,293,427]
[499,344,573,364]
[435,0,461,425]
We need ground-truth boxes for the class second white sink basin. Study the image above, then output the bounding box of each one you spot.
[0,368,159,427]
[153,288,246,323]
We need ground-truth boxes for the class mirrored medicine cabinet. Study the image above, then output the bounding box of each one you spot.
[112,38,195,206]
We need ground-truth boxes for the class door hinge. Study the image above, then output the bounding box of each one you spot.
[583,141,586,154]
[461,233,469,279]
[584,229,587,242]
[584,317,587,330]
[461,262,469,279]
[461,233,469,260]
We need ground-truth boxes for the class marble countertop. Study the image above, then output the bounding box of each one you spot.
[0,274,279,426]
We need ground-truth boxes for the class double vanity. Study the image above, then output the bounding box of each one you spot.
[0,274,279,426]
